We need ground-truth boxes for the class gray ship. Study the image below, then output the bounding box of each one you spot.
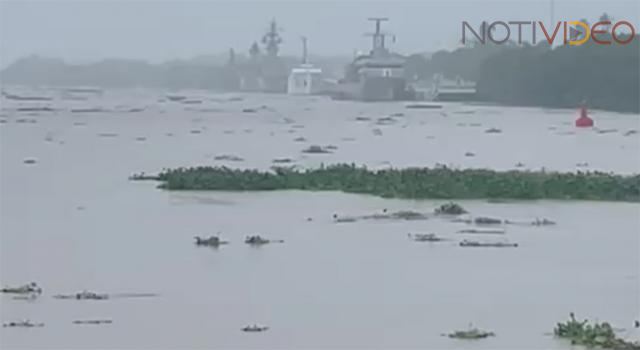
[235,19,288,93]
[328,18,415,101]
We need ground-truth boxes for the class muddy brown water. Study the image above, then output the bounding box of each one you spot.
[1,90,639,349]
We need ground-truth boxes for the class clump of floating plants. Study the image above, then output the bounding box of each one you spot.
[131,164,640,202]
[554,313,640,349]
[435,202,468,215]
[444,326,495,339]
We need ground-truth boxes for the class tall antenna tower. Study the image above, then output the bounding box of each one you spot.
[262,19,283,57]
[364,17,392,54]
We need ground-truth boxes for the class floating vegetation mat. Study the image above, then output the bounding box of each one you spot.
[131,164,640,202]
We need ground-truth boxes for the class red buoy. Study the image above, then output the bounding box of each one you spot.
[575,106,594,128]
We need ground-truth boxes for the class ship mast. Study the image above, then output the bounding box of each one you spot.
[262,19,283,58]
[301,36,308,64]
[365,17,392,55]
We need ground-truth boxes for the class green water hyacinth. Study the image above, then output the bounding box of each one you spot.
[131,164,640,202]
[555,313,640,349]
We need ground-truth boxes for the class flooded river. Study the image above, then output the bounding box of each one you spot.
[1,89,639,349]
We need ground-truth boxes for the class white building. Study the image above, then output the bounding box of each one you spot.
[287,37,324,95]
[287,64,323,95]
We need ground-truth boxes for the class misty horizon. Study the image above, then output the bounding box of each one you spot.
[1,0,638,69]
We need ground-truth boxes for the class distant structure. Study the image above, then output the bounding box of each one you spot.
[430,74,477,101]
[328,18,414,101]
[287,36,324,95]
[262,19,282,58]
[238,19,288,93]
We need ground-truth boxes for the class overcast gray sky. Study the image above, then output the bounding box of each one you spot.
[1,0,638,67]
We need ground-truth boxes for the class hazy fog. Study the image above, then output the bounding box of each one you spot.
[1,0,638,67]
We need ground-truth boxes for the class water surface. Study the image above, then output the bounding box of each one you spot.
[1,90,638,349]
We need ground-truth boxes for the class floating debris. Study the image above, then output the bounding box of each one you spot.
[457,228,506,234]
[293,136,307,142]
[71,108,105,113]
[469,123,483,127]
[355,116,371,121]
[376,117,396,125]
[464,152,475,157]
[1,282,41,294]
[194,235,228,247]
[474,217,503,225]
[223,130,235,134]
[595,128,618,134]
[190,129,202,134]
[302,145,332,154]
[515,162,525,168]
[390,112,404,117]
[446,327,495,339]
[3,320,44,328]
[97,133,118,138]
[405,103,442,109]
[242,324,269,332]
[22,158,37,165]
[17,107,55,112]
[135,137,147,141]
[341,137,356,142]
[73,319,113,325]
[181,100,202,104]
[242,108,257,113]
[485,128,502,134]
[2,91,51,101]
[372,128,383,136]
[15,118,37,124]
[214,154,244,162]
[386,210,429,220]
[576,162,589,167]
[408,233,447,242]
[459,240,518,248]
[624,129,638,136]
[166,95,187,102]
[333,214,357,223]
[435,202,468,215]
[272,158,294,164]
[347,210,431,221]
[292,124,305,129]
[324,145,338,150]
[244,235,284,245]
[505,218,556,226]
[53,291,109,300]
[532,218,556,226]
